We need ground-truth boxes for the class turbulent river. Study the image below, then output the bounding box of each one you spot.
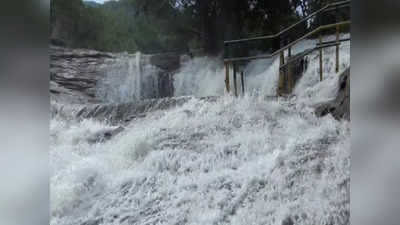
[50,36,350,225]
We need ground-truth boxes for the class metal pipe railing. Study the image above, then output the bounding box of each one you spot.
[224,21,350,63]
[224,0,350,45]
[223,0,351,97]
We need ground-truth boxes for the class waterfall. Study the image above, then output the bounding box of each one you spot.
[94,34,351,104]
[173,56,225,97]
[51,36,350,225]
[173,34,350,100]
[96,52,160,103]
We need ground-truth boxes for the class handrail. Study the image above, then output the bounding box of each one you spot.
[224,21,350,63]
[315,38,351,46]
[279,40,349,69]
[224,0,350,45]
[223,1,351,97]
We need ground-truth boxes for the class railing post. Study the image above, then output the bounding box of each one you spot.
[319,35,323,81]
[241,71,245,96]
[336,24,340,73]
[335,5,340,73]
[287,46,293,93]
[225,62,230,93]
[278,51,285,96]
[233,62,238,97]
[222,1,350,95]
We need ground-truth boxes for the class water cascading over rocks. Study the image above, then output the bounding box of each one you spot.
[50,45,181,105]
[95,52,162,103]
[50,36,350,225]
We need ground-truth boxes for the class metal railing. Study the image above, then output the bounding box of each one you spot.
[223,0,351,97]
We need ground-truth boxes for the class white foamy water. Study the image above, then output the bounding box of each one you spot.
[51,35,350,225]
[294,34,351,106]
[174,33,349,99]
[173,57,225,97]
[173,56,280,98]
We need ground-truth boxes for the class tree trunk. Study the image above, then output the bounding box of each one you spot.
[220,0,242,56]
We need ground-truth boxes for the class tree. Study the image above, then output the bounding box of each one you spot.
[50,0,84,45]
[50,0,303,55]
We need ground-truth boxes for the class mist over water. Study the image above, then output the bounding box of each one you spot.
[173,56,225,97]
[51,36,350,225]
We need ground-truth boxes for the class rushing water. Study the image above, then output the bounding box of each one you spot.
[51,36,350,225]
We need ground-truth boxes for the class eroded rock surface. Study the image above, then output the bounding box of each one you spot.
[50,45,116,104]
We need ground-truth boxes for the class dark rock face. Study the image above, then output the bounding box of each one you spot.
[149,52,183,98]
[315,68,350,120]
[50,45,116,104]
[50,38,67,47]
[150,52,181,71]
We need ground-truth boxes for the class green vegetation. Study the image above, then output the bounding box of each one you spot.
[50,0,342,54]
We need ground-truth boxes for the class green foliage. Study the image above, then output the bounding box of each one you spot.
[51,0,197,53]
[50,0,339,55]
[50,0,83,44]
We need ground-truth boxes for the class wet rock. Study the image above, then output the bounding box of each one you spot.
[150,53,181,99]
[50,45,116,104]
[282,216,294,225]
[74,97,193,124]
[52,96,219,125]
[315,68,350,120]
[289,54,309,88]
[86,126,124,144]
[149,52,181,98]
[50,38,67,47]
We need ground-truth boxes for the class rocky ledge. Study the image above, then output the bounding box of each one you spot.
[51,96,219,125]
[50,45,183,104]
